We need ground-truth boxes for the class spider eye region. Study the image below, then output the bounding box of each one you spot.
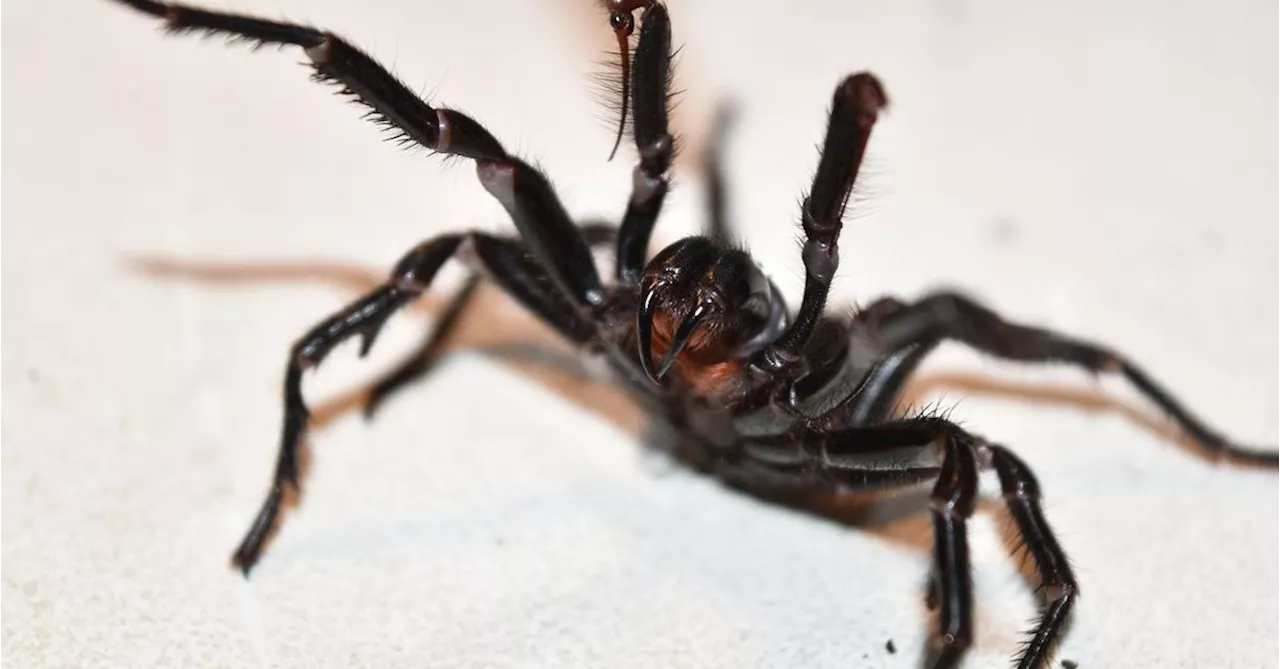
[609,11,634,35]
[636,238,789,389]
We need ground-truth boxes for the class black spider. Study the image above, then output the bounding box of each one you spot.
[109,1,1276,668]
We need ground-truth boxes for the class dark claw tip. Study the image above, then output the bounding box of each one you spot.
[231,552,257,578]
[637,285,661,383]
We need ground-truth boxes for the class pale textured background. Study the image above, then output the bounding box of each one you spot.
[3,0,1277,667]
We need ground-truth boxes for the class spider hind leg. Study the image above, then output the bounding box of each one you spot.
[731,419,1075,668]
[844,290,1277,464]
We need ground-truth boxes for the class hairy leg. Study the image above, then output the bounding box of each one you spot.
[609,2,678,286]
[232,233,596,574]
[844,291,1276,464]
[110,0,605,307]
[759,73,887,369]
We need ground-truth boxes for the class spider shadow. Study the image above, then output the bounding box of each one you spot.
[128,255,1199,577]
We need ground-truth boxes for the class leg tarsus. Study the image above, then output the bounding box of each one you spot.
[231,484,284,575]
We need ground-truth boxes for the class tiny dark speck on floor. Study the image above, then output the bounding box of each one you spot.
[885,639,896,654]
[1062,661,1078,669]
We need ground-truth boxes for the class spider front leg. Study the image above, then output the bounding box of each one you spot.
[760,73,887,368]
[233,233,598,574]
[112,0,606,309]
[610,1,677,286]
[847,291,1278,464]
[109,0,620,570]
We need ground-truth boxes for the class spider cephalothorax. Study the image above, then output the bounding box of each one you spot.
[107,1,1277,668]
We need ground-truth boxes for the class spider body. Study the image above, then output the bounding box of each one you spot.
[107,1,1276,667]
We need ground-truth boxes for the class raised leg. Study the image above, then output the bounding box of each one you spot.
[732,417,981,668]
[608,2,677,286]
[111,0,605,307]
[364,222,620,417]
[231,233,597,574]
[845,291,1277,464]
[760,73,887,369]
[703,104,737,245]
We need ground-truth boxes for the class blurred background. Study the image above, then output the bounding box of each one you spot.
[3,1,1276,667]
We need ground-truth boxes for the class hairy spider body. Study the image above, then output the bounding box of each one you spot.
[108,1,1276,667]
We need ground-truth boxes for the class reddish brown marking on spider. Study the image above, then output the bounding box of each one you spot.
[105,2,1278,668]
[645,310,749,399]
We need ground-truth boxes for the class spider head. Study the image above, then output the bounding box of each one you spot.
[636,237,788,384]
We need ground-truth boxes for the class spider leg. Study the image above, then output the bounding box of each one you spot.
[760,74,887,368]
[364,222,620,417]
[111,0,606,308]
[988,445,1077,669]
[613,2,676,286]
[847,291,1277,464]
[232,233,597,575]
[703,103,737,245]
[733,418,981,668]
[924,431,980,669]
[362,273,481,419]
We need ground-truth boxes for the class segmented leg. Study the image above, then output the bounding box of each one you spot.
[364,222,620,417]
[106,0,630,571]
[610,2,677,285]
[845,291,1277,464]
[363,274,482,418]
[231,233,597,574]
[110,0,605,308]
[989,445,1077,669]
[760,73,887,369]
[925,432,980,669]
[732,417,981,668]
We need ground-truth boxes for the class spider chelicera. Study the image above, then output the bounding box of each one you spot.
[110,1,1276,667]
